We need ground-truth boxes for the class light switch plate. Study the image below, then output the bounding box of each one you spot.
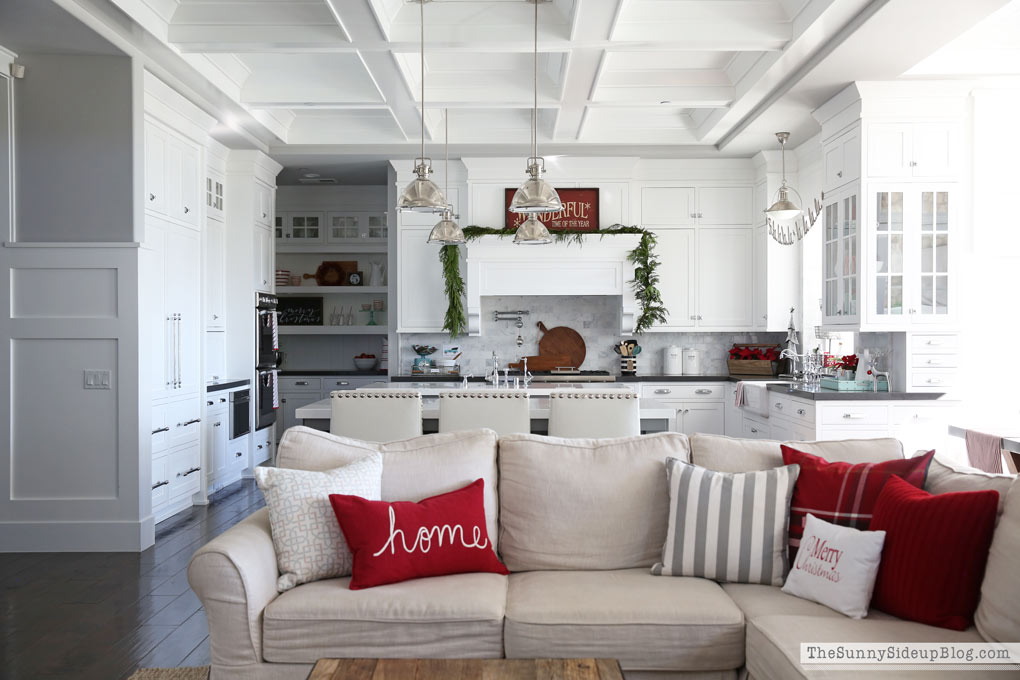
[84,369,111,389]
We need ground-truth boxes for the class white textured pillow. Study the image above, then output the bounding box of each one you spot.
[782,513,886,619]
[255,453,382,592]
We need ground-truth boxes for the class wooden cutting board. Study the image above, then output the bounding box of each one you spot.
[536,321,586,368]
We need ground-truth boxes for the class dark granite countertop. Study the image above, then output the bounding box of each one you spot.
[206,379,250,393]
[618,375,732,382]
[768,384,945,401]
[278,370,388,377]
[391,375,486,382]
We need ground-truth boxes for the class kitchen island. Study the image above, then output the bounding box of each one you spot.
[294,382,677,434]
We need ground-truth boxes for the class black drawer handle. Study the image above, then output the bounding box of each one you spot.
[152,480,169,490]
[151,426,170,435]
[234,451,243,458]
[179,418,201,427]
[179,467,201,477]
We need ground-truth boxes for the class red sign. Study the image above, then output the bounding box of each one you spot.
[504,187,600,231]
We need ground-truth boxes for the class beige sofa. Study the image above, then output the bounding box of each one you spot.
[188,428,1018,680]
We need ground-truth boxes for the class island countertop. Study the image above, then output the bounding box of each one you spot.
[767,384,945,401]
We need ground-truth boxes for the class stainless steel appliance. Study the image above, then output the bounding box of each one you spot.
[229,388,251,440]
[255,293,280,431]
[255,369,277,430]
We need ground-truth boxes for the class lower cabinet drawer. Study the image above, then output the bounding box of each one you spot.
[912,334,958,353]
[641,383,724,400]
[253,428,272,465]
[819,404,889,426]
[743,417,769,439]
[151,455,169,508]
[167,443,201,500]
[279,377,321,392]
[911,354,957,369]
[151,403,170,455]
[770,395,815,424]
[911,370,954,389]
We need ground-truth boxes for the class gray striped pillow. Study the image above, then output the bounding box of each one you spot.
[652,457,800,586]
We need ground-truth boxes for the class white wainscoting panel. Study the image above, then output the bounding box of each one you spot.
[12,268,118,318]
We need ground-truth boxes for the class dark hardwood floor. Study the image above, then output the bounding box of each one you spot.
[0,479,265,680]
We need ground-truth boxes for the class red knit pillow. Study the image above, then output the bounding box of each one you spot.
[329,479,509,590]
[781,446,934,561]
[870,475,999,630]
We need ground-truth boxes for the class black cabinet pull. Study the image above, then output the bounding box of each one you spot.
[152,480,169,490]
[151,426,170,435]
[179,467,201,477]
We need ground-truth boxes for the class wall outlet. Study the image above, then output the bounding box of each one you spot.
[83,369,112,390]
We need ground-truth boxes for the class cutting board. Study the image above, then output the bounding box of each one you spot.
[508,354,571,372]
[536,321,586,368]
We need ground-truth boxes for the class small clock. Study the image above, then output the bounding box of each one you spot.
[346,271,363,286]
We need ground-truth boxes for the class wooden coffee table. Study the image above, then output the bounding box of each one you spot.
[308,658,624,680]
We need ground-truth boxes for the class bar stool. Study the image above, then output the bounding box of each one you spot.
[438,391,531,437]
[330,391,422,442]
[547,391,641,439]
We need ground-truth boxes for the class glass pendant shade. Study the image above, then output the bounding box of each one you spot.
[398,160,447,213]
[513,216,553,245]
[766,184,802,220]
[427,208,465,245]
[510,159,562,214]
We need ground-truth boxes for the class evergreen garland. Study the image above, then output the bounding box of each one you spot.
[438,224,669,338]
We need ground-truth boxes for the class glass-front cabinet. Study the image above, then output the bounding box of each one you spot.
[821,188,859,325]
[326,212,388,244]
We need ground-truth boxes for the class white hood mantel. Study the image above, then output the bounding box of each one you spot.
[465,234,642,336]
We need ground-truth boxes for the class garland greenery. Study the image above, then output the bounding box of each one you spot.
[438,224,668,338]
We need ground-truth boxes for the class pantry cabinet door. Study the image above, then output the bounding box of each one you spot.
[697,187,753,225]
[398,228,448,332]
[650,229,695,329]
[697,228,752,328]
[144,124,167,216]
[641,187,696,226]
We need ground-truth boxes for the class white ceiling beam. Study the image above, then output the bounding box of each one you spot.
[553,0,624,142]
[591,87,733,107]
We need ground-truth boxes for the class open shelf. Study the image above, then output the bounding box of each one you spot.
[276,286,388,295]
[278,326,389,335]
[276,243,388,254]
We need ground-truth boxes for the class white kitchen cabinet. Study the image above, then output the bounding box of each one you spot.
[203,216,225,329]
[255,182,273,227]
[697,228,753,328]
[277,212,324,244]
[680,403,726,436]
[697,187,753,225]
[254,226,273,292]
[865,185,956,328]
[204,401,228,489]
[824,128,861,193]
[725,383,743,437]
[205,169,225,220]
[641,383,725,437]
[324,212,389,244]
[167,441,202,503]
[204,331,225,383]
[398,228,448,332]
[821,187,860,326]
[867,123,957,180]
[253,427,272,466]
[227,433,250,476]
[742,416,770,439]
[641,187,696,227]
[145,217,201,399]
[144,120,201,228]
[650,229,695,330]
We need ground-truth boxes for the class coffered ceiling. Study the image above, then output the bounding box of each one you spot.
[81,0,1014,158]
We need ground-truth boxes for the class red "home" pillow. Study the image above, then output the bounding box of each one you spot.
[329,478,509,590]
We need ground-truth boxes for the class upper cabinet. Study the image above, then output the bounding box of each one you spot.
[640,186,751,227]
[144,120,202,229]
[205,170,225,221]
[813,82,963,331]
[254,182,273,227]
[867,123,958,180]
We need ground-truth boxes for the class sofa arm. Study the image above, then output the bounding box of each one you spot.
[188,506,279,668]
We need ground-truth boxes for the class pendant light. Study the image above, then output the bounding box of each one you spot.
[397,0,447,214]
[764,132,803,220]
[428,110,466,245]
[509,0,561,234]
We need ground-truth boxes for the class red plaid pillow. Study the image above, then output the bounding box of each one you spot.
[780,446,934,562]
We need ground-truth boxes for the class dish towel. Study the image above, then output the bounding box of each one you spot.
[965,429,1003,473]
[734,381,746,407]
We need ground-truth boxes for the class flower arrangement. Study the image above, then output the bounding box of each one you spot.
[836,354,859,372]
[729,346,780,361]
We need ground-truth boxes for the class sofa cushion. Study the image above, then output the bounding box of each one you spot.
[925,454,1015,518]
[975,477,1020,644]
[262,572,507,662]
[786,437,905,462]
[277,426,499,547]
[722,582,861,621]
[504,568,744,672]
[652,459,800,586]
[254,455,382,591]
[746,614,1000,680]
[498,433,690,571]
[690,433,783,472]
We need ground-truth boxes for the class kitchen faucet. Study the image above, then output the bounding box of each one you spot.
[521,356,533,388]
[486,351,500,386]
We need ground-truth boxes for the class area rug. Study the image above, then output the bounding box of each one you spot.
[127,668,209,680]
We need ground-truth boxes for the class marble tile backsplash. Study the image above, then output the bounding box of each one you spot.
[398,296,785,376]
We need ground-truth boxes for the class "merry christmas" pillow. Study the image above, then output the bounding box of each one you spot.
[781,513,886,619]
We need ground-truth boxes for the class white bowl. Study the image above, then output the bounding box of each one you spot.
[353,357,378,371]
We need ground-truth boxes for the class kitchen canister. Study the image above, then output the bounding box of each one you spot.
[663,345,683,375]
[682,348,703,376]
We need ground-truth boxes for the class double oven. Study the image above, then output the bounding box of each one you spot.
[255,293,280,431]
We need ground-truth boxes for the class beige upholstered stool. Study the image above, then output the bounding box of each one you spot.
[438,390,531,437]
[547,391,641,439]
[329,391,422,442]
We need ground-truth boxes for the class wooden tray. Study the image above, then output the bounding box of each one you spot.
[537,321,586,368]
[303,261,358,286]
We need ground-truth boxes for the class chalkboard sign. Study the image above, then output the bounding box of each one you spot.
[277,297,323,326]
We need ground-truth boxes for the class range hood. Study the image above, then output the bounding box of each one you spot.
[464,235,641,335]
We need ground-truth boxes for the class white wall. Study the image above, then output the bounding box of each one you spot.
[13,53,134,242]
